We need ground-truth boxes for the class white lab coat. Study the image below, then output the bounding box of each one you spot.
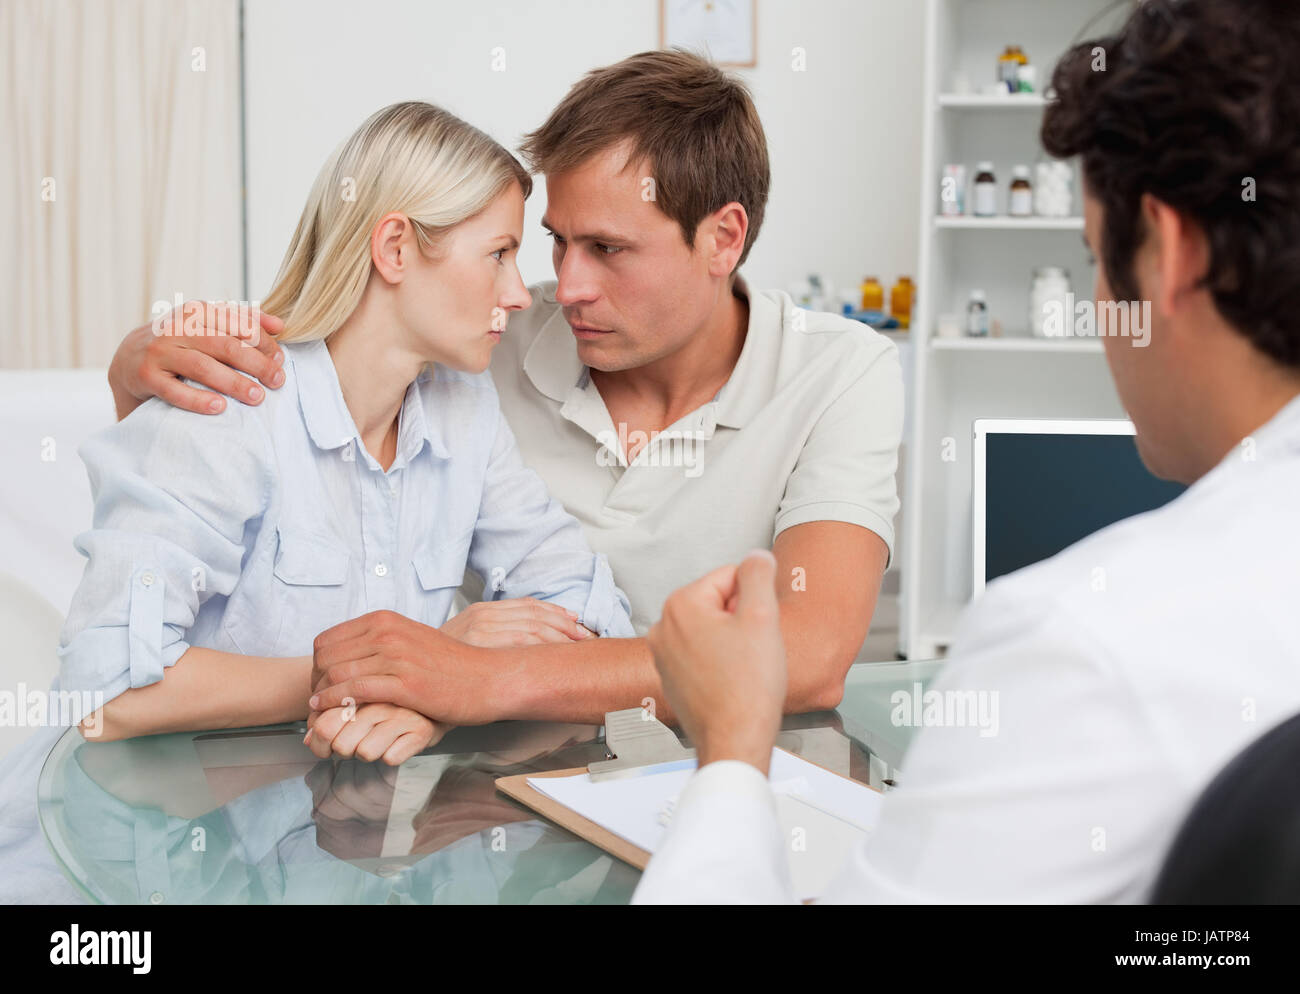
[635,393,1300,904]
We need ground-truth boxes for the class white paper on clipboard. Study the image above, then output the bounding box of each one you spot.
[526,746,881,900]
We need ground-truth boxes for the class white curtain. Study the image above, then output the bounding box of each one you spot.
[0,0,243,368]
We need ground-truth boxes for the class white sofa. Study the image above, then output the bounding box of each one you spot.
[0,369,115,761]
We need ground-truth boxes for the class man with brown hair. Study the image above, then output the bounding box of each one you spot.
[105,50,903,735]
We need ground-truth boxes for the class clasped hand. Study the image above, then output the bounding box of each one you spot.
[304,598,595,763]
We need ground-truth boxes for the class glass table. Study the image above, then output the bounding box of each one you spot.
[37,657,943,904]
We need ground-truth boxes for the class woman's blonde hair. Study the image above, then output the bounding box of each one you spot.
[263,101,532,343]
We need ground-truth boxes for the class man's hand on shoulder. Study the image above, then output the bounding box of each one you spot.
[108,301,287,420]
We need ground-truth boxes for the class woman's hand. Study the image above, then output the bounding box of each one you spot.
[441,597,597,647]
[305,702,448,765]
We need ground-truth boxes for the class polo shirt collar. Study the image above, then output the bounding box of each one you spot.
[712,274,776,430]
[292,338,450,463]
[522,273,774,430]
[523,283,585,404]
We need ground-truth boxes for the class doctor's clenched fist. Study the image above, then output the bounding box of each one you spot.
[645,550,787,776]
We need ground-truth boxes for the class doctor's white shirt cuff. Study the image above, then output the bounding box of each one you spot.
[632,759,797,904]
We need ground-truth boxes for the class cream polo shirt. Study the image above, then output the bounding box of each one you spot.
[458,275,904,636]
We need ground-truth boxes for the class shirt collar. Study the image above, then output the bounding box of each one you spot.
[1185,387,1300,499]
[523,283,585,404]
[522,273,773,430]
[1243,388,1300,459]
[289,339,450,464]
[711,274,776,429]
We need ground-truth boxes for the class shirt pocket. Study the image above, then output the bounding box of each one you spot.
[268,526,353,654]
[412,529,473,623]
[273,527,350,585]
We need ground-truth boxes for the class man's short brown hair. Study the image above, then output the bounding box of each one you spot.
[520,49,770,269]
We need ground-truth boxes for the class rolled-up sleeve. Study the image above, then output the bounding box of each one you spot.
[466,406,635,638]
[57,395,273,703]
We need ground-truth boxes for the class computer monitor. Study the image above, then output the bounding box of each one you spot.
[971,419,1187,597]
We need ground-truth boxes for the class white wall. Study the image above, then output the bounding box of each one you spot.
[243,0,925,302]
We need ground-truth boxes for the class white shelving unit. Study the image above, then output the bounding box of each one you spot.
[929,336,1102,354]
[898,0,1131,659]
[937,93,1046,109]
[933,216,1084,230]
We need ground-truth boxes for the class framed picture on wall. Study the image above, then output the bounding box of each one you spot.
[659,0,757,68]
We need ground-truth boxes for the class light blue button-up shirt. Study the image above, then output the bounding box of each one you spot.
[57,339,634,704]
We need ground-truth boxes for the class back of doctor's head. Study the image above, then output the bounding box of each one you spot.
[263,101,532,342]
[1042,0,1300,370]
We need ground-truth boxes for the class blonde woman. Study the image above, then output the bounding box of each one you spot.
[52,101,634,764]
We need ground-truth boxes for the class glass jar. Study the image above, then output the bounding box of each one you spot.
[860,276,884,312]
[890,277,915,329]
[1034,160,1074,218]
[1030,267,1073,338]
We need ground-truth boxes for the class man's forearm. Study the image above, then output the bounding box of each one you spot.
[488,636,669,724]
[84,648,313,741]
[483,622,852,726]
[777,601,866,714]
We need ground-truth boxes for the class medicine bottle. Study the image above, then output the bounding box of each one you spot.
[890,277,914,329]
[998,46,1020,90]
[1009,165,1033,217]
[973,162,998,217]
[860,276,884,312]
[966,289,989,337]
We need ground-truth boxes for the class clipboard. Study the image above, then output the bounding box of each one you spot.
[497,765,658,869]
[495,708,879,873]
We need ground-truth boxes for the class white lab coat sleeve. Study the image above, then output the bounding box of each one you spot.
[632,760,797,904]
[634,580,1175,904]
[819,586,1174,904]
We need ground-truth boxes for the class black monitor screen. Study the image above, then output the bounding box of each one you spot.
[982,430,1187,585]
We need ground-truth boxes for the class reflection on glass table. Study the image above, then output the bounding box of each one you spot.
[37,657,943,904]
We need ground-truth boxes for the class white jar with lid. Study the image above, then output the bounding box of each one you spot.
[1034,160,1074,217]
[1030,267,1072,337]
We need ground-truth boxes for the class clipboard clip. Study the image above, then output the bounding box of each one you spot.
[588,707,696,782]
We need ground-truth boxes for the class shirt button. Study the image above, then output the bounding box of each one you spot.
[374,563,389,577]
[140,571,155,587]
